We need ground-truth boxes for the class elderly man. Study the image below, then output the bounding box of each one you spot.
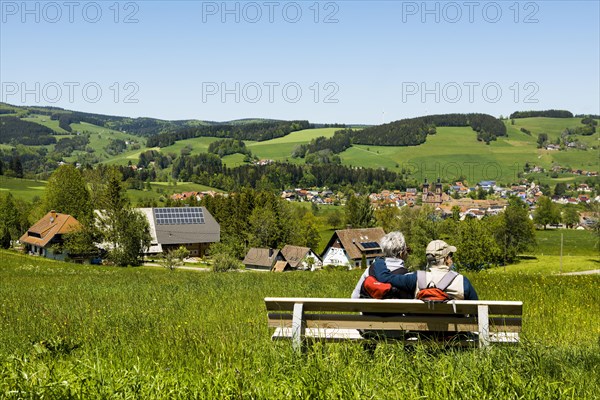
[350,231,412,299]
[372,239,478,301]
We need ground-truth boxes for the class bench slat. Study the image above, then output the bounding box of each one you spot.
[265,298,522,315]
[271,328,520,344]
[268,314,521,332]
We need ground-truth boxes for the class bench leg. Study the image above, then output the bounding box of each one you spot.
[292,302,306,353]
[478,305,490,348]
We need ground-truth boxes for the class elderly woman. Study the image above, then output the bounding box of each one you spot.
[350,231,411,299]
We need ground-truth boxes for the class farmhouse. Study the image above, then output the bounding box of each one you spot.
[137,207,220,257]
[243,248,284,271]
[19,210,81,261]
[321,227,385,268]
[280,245,323,271]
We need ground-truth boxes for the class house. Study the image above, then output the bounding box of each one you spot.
[19,210,82,261]
[280,245,323,271]
[137,207,220,257]
[243,248,284,271]
[321,227,386,268]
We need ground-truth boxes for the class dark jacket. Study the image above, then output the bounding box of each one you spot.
[371,257,479,300]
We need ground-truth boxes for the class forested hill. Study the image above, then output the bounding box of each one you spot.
[146,120,311,147]
[0,103,306,138]
[510,110,574,119]
[0,117,56,145]
[343,113,506,147]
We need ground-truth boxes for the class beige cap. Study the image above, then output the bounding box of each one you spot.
[426,240,457,260]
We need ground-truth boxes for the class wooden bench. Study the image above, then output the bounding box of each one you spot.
[265,297,522,351]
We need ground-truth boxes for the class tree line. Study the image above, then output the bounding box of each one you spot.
[146,120,311,147]
[167,153,406,192]
[0,117,56,145]
[510,110,574,119]
[207,139,253,158]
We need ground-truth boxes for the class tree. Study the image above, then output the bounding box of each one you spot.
[160,246,190,272]
[554,182,567,196]
[375,206,402,233]
[451,206,461,221]
[562,206,580,229]
[326,209,344,229]
[534,196,560,229]
[490,197,536,263]
[299,214,321,250]
[97,171,151,266]
[0,193,21,245]
[63,224,101,259]
[345,193,374,228]
[106,209,151,266]
[44,165,92,223]
[248,206,279,248]
[537,133,548,148]
[454,218,501,270]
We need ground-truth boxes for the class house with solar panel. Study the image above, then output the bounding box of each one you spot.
[321,227,385,268]
[137,207,220,257]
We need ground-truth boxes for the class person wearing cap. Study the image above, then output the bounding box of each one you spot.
[372,239,478,300]
[350,231,412,299]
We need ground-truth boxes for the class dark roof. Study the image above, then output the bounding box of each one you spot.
[243,248,280,268]
[145,207,220,245]
[20,211,81,248]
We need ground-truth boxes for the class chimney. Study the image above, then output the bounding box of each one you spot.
[269,248,274,258]
[50,210,56,223]
[346,224,352,230]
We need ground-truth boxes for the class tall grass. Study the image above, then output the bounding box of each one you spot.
[1,251,598,398]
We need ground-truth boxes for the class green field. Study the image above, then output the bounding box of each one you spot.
[534,229,599,257]
[247,128,338,161]
[0,176,47,199]
[0,250,598,398]
[337,121,599,184]
[0,176,221,206]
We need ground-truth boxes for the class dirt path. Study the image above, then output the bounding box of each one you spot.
[559,269,600,276]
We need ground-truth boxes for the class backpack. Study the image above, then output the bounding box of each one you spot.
[416,270,459,302]
[360,262,408,299]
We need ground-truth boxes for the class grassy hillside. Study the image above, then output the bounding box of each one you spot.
[4,108,598,188]
[0,250,598,398]
[337,119,598,184]
[0,176,47,199]
[0,176,220,205]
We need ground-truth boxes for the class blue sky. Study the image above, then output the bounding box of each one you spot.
[1,1,599,124]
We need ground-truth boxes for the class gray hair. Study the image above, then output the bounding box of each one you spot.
[380,231,407,258]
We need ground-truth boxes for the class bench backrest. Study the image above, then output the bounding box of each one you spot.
[265,297,523,316]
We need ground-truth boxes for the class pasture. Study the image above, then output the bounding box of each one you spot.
[0,176,46,200]
[338,123,599,184]
[0,251,598,398]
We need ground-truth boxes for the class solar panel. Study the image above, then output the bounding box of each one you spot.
[154,207,205,225]
[360,242,380,249]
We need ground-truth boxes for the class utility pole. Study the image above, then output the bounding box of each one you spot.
[560,232,563,274]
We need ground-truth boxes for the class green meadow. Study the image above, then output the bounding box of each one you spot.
[246,128,339,162]
[0,176,221,206]
[0,250,598,398]
[0,176,46,200]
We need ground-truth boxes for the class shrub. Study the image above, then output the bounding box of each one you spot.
[212,253,242,272]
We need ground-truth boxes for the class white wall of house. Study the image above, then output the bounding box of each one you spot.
[298,250,324,271]
[322,247,350,267]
